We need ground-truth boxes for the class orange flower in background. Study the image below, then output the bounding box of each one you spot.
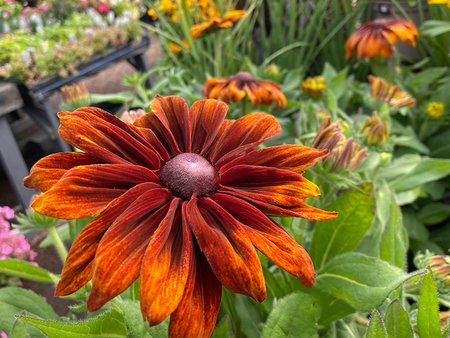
[369,75,416,107]
[345,18,419,59]
[190,10,246,38]
[203,71,287,107]
[24,96,336,337]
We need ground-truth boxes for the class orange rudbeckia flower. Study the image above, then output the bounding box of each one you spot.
[345,18,419,59]
[203,71,287,108]
[24,96,336,337]
[190,10,246,38]
[368,75,416,107]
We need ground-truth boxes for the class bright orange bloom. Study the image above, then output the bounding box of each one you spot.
[24,96,336,337]
[203,71,287,108]
[345,18,419,59]
[368,75,416,108]
[190,10,246,38]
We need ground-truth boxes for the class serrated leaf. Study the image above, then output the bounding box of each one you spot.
[310,183,375,268]
[262,291,319,338]
[0,287,57,335]
[315,253,408,311]
[0,259,55,283]
[19,308,127,338]
[384,299,413,338]
[417,271,442,338]
[365,310,387,338]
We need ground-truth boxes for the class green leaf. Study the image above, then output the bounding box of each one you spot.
[262,291,319,338]
[428,130,450,159]
[384,300,413,338]
[365,310,387,338]
[418,203,450,226]
[405,67,447,89]
[421,20,450,37]
[417,271,442,338]
[315,253,408,311]
[115,300,168,338]
[9,317,29,338]
[0,287,57,335]
[310,183,375,268]
[19,308,128,338]
[0,259,56,283]
[381,155,450,192]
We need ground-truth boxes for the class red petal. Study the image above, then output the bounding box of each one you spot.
[221,145,328,173]
[32,164,159,219]
[58,107,161,168]
[87,194,172,311]
[185,197,266,301]
[24,152,100,192]
[188,99,228,155]
[209,112,281,168]
[169,253,221,338]
[55,182,164,295]
[140,199,194,325]
[212,193,315,287]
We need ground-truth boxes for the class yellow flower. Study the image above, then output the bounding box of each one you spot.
[190,10,246,38]
[302,76,326,98]
[361,112,389,145]
[428,0,450,7]
[427,101,445,119]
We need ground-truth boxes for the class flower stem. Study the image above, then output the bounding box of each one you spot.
[48,225,68,263]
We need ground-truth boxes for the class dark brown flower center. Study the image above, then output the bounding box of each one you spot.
[234,71,254,82]
[159,153,218,200]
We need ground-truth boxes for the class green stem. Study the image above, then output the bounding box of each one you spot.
[48,225,68,263]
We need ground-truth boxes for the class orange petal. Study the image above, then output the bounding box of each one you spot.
[58,107,161,169]
[150,96,191,152]
[222,10,246,22]
[55,182,163,295]
[212,193,315,287]
[222,190,337,220]
[87,196,172,311]
[24,152,100,192]
[209,112,281,167]
[169,252,221,338]
[140,199,194,325]
[188,99,228,155]
[220,164,320,204]
[185,197,266,301]
[221,145,328,173]
[32,164,159,219]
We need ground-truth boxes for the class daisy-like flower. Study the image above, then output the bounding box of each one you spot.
[190,10,246,38]
[24,96,336,337]
[203,71,287,108]
[345,18,419,59]
[427,101,445,119]
[368,75,416,108]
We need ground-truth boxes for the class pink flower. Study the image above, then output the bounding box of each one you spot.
[97,2,110,14]
[0,206,14,220]
[0,331,8,338]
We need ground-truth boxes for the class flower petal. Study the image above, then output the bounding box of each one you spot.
[185,197,266,301]
[209,112,281,167]
[221,145,328,173]
[188,99,228,155]
[87,193,172,311]
[32,164,159,219]
[55,182,164,296]
[24,152,100,192]
[212,193,315,287]
[140,199,193,325]
[220,164,320,205]
[169,252,222,338]
[58,107,161,168]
